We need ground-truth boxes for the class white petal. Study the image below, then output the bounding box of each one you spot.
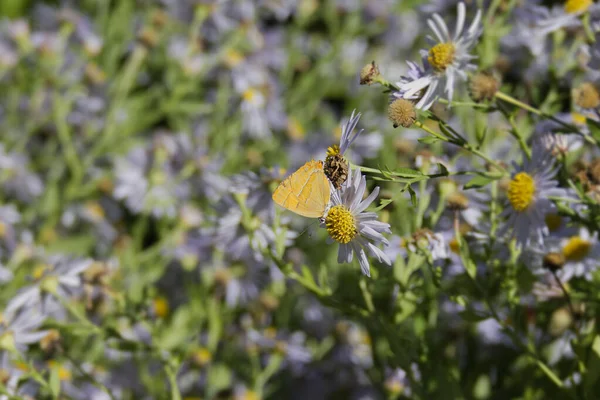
[338,243,353,264]
[427,18,446,43]
[454,2,466,41]
[352,242,371,277]
[432,13,451,42]
[355,186,379,214]
[468,9,483,38]
[366,241,392,266]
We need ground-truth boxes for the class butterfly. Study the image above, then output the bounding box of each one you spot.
[272,160,331,218]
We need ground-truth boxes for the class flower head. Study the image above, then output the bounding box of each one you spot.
[558,228,600,282]
[322,168,391,277]
[500,148,568,248]
[394,3,482,110]
[324,110,363,189]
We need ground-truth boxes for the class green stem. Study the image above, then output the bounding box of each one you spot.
[461,264,566,390]
[495,91,543,116]
[495,91,598,146]
[463,144,508,174]
[498,103,532,159]
[414,121,507,174]
[359,278,375,313]
[53,93,82,184]
[165,363,182,400]
[414,120,450,142]
[439,98,494,109]
[54,294,101,334]
[373,75,398,91]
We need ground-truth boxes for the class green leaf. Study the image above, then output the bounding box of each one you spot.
[49,364,61,398]
[436,163,449,176]
[588,118,600,142]
[459,309,489,322]
[407,185,417,207]
[418,136,440,144]
[584,335,600,397]
[206,364,233,398]
[44,235,96,256]
[390,167,424,178]
[464,176,494,190]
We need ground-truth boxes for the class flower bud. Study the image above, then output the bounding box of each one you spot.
[469,71,500,102]
[572,82,600,110]
[388,98,416,128]
[359,61,380,85]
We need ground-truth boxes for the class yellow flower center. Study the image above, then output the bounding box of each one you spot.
[153,296,170,319]
[192,348,212,366]
[507,172,536,212]
[47,361,72,381]
[240,390,260,400]
[85,201,105,221]
[564,0,592,14]
[224,49,244,67]
[243,88,257,102]
[264,327,277,339]
[571,112,587,125]
[326,144,341,158]
[32,263,48,280]
[325,205,357,244]
[428,43,456,72]
[562,236,591,261]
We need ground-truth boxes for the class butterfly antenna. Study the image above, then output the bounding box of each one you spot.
[299,220,319,238]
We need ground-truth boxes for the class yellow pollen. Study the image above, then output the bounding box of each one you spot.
[153,296,170,318]
[385,380,404,394]
[563,236,591,261]
[224,49,244,67]
[242,88,256,102]
[325,205,357,244]
[564,0,592,14]
[0,222,7,238]
[264,327,277,339]
[360,332,372,345]
[507,172,536,212]
[571,112,587,125]
[32,263,48,280]
[47,362,72,381]
[428,43,456,71]
[85,201,105,221]
[239,390,260,400]
[192,348,212,366]
[275,340,288,354]
[326,144,341,158]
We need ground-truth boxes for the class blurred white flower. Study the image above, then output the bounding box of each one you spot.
[394,2,482,109]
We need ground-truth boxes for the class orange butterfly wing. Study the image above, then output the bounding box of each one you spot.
[272,160,331,218]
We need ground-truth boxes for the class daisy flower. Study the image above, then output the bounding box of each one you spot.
[5,256,92,317]
[557,228,600,282]
[322,167,391,277]
[394,2,482,110]
[500,149,568,248]
[324,110,363,189]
